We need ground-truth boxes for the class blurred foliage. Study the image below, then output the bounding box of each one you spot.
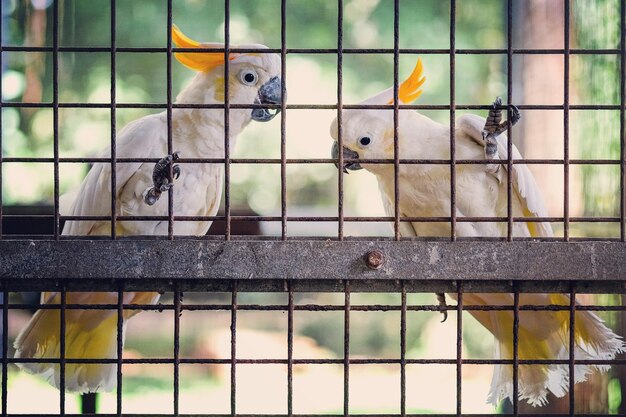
[572,0,621,218]
[1,0,506,215]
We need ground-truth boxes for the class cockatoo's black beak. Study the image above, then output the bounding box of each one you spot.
[331,142,362,173]
[251,76,283,122]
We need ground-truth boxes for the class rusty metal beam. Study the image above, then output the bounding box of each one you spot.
[1,241,624,292]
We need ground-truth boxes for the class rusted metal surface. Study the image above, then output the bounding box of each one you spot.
[365,249,385,270]
[1,240,624,284]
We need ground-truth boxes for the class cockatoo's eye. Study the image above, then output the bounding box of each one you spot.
[358,136,372,147]
[239,69,258,86]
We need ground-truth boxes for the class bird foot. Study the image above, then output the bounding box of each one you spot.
[481,97,521,160]
[436,292,448,323]
[143,152,181,206]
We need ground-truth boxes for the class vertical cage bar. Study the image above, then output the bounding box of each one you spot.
[0,0,4,240]
[393,0,400,241]
[506,0,513,241]
[287,281,294,417]
[110,0,117,239]
[512,288,520,415]
[343,280,351,417]
[173,288,181,416]
[1,290,8,417]
[568,286,576,416]
[563,0,570,241]
[280,0,287,240]
[455,282,462,417]
[167,0,174,239]
[230,281,238,417]
[59,289,66,415]
[616,0,626,242]
[116,287,124,417]
[400,282,407,417]
[449,0,457,241]
[224,0,232,241]
[337,0,344,241]
[52,0,60,239]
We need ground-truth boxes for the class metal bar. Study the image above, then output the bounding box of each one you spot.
[6,45,626,55]
[230,282,238,417]
[4,235,626,243]
[3,214,626,223]
[455,282,462,417]
[1,291,7,417]
[0,0,4,241]
[280,0,287,240]
[568,285,576,416]
[1,240,625,280]
[60,290,66,415]
[506,0,513,241]
[343,280,350,417]
[174,287,181,416]
[4,302,626,313]
[400,283,407,417]
[4,101,624,111]
[7,357,626,366]
[116,286,124,417]
[564,0,570,241]
[224,0,231,241]
[393,0,400,241]
[2,413,625,417]
[167,0,174,239]
[52,0,60,240]
[110,0,117,239]
[287,281,294,417]
[512,288,519,415]
[337,0,344,241]
[449,0,457,241]
[3,157,624,165]
[622,0,626,242]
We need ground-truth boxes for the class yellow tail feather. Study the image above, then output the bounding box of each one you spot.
[14,307,120,392]
[464,293,625,407]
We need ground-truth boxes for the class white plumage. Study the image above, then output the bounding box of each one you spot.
[14,27,282,392]
[330,58,625,407]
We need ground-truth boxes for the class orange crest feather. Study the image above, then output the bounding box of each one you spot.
[172,25,237,73]
[389,58,426,104]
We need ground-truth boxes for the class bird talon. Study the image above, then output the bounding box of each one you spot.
[509,105,521,126]
[436,293,448,323]
[143,151,181,205]
[143,187,160,206]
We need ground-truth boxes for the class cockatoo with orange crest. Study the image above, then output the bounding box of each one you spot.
[14,25,283,392]
[331,58,624,406]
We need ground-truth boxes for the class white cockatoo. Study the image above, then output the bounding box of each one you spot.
[14,25,283,392]
[331,58,625,406]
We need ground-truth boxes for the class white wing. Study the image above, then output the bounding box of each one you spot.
[62,113,167,236]
[457,114,553,237]
[378,179,418,237]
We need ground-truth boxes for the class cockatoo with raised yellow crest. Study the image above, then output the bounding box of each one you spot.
[331,58,624,406]
[14,25,283,392]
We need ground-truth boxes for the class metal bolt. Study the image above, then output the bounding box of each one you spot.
[365,250,385,270]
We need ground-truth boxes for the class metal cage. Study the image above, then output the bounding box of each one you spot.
[0,0,625,416]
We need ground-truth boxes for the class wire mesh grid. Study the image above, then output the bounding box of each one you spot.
[0,0,625,416]
[0,280,625,416]
[0,0,624,241]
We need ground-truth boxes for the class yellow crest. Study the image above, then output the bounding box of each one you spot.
[389,57,426,104]
[172,25,238,72]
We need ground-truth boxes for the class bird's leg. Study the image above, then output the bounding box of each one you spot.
[436,292,448,323]
[481,97,521,174]
[143,151,182,206]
